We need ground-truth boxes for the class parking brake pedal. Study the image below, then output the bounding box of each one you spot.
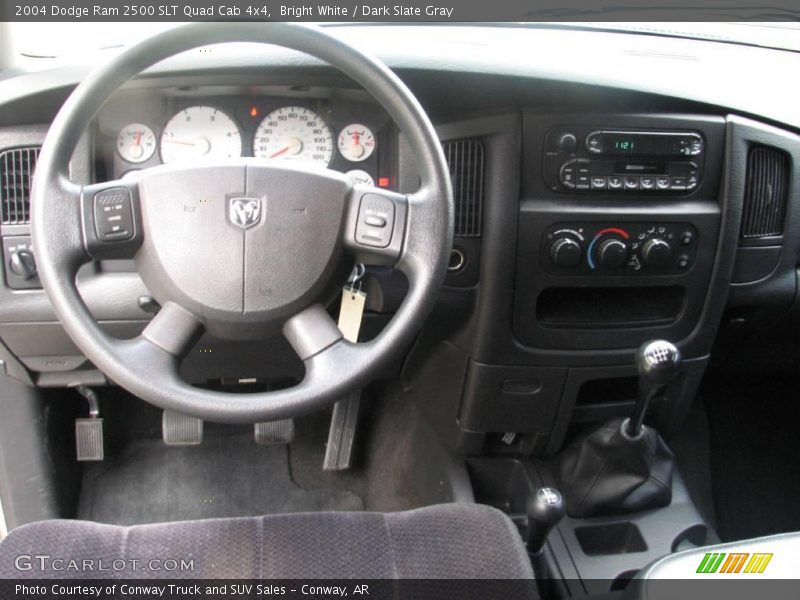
[75,386,104,461]
[162,410,203,446]
[254,419,295,444]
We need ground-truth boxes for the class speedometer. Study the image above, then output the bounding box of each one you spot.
[160,106,242,164]
[253,106,334,167]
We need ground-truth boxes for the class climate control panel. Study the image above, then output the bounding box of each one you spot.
[542,222,698,276]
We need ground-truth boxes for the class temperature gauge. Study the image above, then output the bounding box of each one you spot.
[338,123,376,162]
[117,124,156,164]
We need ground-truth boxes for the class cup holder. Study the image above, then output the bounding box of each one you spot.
[671,524,710,552]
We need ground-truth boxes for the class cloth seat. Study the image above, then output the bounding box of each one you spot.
[0,503,535,582]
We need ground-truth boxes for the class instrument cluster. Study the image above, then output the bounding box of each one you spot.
[99,91,393,189]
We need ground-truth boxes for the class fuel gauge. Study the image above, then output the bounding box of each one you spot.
[117,123,156,164]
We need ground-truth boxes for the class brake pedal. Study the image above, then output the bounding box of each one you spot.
[254,419,295,444]
[323,392,361,471]
[162,410,203,446]
[75,386,104,461]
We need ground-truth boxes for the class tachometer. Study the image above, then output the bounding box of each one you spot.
[253,106,333,167]
[160,106,242,164]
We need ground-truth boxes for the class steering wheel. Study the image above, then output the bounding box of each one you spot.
[31,23,453,423]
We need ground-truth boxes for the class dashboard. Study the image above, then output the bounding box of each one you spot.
[94,85,396,189]
[1,24,800,459]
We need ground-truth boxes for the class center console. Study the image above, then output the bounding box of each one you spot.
[514,114,724,354]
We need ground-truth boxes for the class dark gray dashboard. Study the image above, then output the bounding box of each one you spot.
[0,27,799,456]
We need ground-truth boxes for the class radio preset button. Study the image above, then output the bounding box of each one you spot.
[640,176,655,190]
[655,177,671,190]
[608,176,624,190]
[591,176,607,189]
[670,177,687,190]
[624,176,640,190]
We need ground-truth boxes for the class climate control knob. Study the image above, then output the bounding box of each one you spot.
[641,238,673,267]
[596,238,629,269]
[549,237,582,267]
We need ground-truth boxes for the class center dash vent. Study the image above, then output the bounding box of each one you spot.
[741,146,790,240]
[0,147,41,225]
[443,139,484,237]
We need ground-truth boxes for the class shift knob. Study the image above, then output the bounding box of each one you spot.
[526,487,565,554]
[627,340,682,437]
[637,339,681,388]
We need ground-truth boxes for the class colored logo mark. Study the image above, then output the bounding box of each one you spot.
[696,552,773,574]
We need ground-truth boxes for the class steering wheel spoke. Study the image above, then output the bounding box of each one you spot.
[80,178,143,260]
[283,304,343,361]
[140,301,205,359]
[343,185,408,266]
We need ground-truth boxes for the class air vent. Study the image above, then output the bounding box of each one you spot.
[741,146,789,239]
[443,139,484,237]
[0,147,40,225]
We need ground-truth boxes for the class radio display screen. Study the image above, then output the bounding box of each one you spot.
[600,132,700,157]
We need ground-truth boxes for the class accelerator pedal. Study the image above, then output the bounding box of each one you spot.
[254,419,295,444]
[75,386,104,461]
[323,391,361,471]
[162,410,203,446]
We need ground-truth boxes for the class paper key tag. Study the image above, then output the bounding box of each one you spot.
[338,288,367,343]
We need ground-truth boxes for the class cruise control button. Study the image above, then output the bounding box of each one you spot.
[656,177,671,190]
[364,215,387,227]
[355,194,395,248]
[94,188,134,241]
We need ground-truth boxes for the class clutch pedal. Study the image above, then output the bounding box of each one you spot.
[75,386,104,461]
[323,391,361,471]
[254,419,295,444]
[162,410,203,446]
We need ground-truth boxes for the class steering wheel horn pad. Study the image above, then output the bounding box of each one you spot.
[132,162,353,340]
[31,23,453,423]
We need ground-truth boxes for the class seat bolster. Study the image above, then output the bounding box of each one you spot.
[0,504,535,581]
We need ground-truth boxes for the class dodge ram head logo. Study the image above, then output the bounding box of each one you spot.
[228,197,262,230]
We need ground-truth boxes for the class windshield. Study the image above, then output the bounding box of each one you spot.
[5,21,800,67]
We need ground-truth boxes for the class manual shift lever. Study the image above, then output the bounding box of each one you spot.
[557,339,679,517]
[526,487,566,554]
[626,340,681,438]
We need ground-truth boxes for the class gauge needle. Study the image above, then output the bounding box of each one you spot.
[163,139,196,146]
[269,137,303,159]
[269,146,291,159]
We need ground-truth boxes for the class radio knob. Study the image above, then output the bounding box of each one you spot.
[549,237,582,267]
[641,238,673,267]
[557,133,578,153]
[597,238,629,269]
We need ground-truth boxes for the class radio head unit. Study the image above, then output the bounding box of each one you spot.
[543,127,706,193]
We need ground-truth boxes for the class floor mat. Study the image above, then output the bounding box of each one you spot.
[78,433,364,525]
[705,375,800,541]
